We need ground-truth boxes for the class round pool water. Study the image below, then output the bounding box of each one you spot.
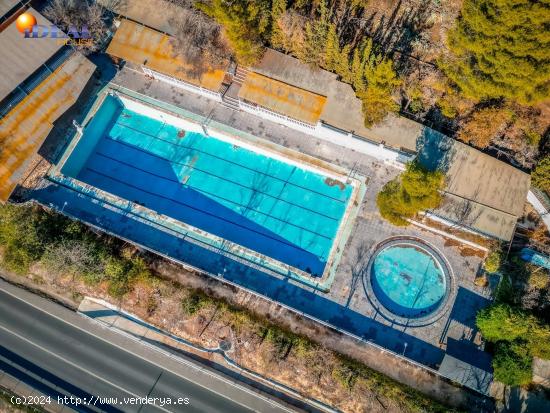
[370,242,448,318]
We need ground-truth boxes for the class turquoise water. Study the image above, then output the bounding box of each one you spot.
[371,244,446,317]
[62,96,353,276]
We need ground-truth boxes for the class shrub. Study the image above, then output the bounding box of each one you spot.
[41,239,105,282]
[181,290,215,316]
[493,341,533,386]
[528,270,549,290]
[332,358,361,390]
[484,249,502,273]
[0,205,40,273]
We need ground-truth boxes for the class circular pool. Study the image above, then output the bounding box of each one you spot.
[367,238,452,321]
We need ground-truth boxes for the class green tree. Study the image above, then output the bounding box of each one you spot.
[303,0,330,66]
[477,303,550,384]
[349,49,364,89]
[0,205,65,273]
[493,341,533,386]
[359,58,401,127]
[324,23,340,72]
[532,155,550,193]
[376,161,445,226]
[197,0,271,64]
[270,0,287,49]
[441,0,550,104]
[324,23,351,80]
[476,304,534,342]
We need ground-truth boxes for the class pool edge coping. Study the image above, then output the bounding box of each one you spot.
[362,236,457,328]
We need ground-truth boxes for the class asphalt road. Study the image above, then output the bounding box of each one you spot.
[0,281,294,413]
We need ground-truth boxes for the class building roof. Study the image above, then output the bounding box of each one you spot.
[106,19,226,92]
[0,7,62,101]
[250,49,419,151]
[98,0,182,35]
[417,129,531,240]
[0,52,95,202]
[0,0,20,19]
[238,72,327,126]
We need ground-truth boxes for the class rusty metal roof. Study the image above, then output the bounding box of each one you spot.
[0,0,20,19]
[0,7,63,101]
[0,52,95,202]
[106,19,226,92]
[238,72,327,126]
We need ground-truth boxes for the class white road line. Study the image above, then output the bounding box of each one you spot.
[0,324,171,413]
[0,284,293,412]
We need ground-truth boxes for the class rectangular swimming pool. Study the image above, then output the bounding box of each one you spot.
[58,93,359,279]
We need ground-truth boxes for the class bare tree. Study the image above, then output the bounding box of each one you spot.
[43,0,113,54]
[169,4,231,78]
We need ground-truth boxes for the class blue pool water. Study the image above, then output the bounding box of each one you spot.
[371,244,447,317]
[61,96,353,276]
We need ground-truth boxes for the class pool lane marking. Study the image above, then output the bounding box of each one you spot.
[92,149,342,223]
[110,120,350,203]
[82,165,334,248]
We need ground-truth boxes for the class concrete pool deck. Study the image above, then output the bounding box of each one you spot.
[24,66,494,391]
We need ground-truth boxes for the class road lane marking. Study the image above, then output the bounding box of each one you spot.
[0,324,171,413]
[0,284,293,412]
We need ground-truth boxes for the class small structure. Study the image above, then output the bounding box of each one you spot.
[234,49,419,163]
[106,19,228,101]
[520,248,550,270]
[417,131,531,241]
[0,6,95,203]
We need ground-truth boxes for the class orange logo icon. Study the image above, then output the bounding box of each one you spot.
[15,12,37,34]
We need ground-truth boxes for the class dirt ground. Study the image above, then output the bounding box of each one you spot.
[0,256,466,413]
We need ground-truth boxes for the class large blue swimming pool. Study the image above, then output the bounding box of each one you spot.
[371,243,448,318]
[61,95,353,276]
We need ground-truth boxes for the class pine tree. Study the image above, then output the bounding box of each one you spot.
[441,0,550,105]
[335,44,352,82]
[197,0,271,65]
[270,0,287,50]
[350,49,364,91]
[324,23,340,72]
[360,59,401,127]
[303,0,330,66]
